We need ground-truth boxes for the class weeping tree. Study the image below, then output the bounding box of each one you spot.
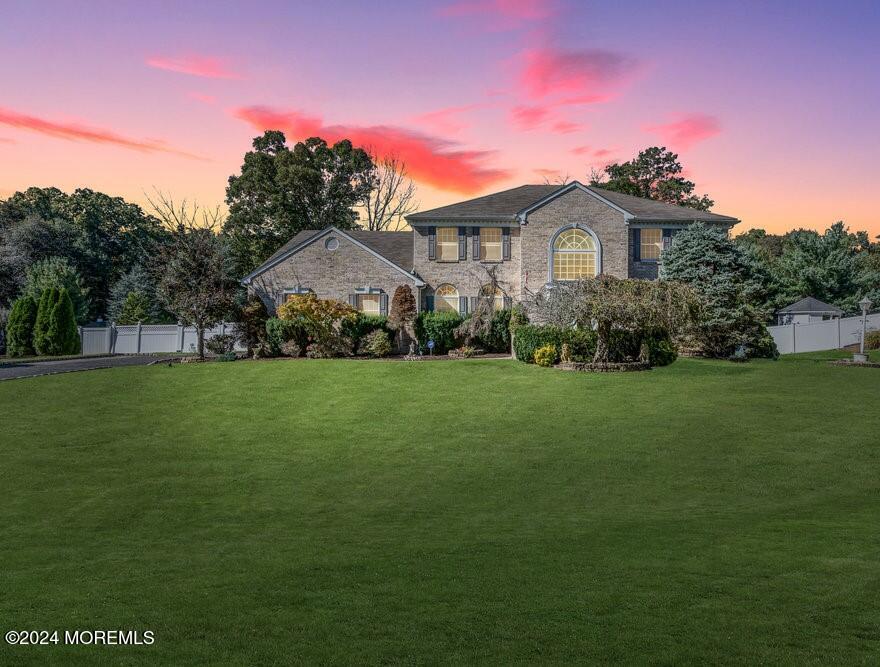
[532,275,699,363]
[387,284,418,350]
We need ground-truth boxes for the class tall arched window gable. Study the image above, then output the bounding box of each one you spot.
[549,225,601,281]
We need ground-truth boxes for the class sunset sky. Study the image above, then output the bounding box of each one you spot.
[1,0,878,236]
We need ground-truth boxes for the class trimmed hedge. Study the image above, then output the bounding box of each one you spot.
[480,309,513,353]
[513,325,597,364]
[341,314,393,353]
[514,325,678,367]
[265,317,306,356]
[415,311,464,354]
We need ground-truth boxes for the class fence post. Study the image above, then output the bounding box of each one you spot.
[177,322,184,352]
[136,321,142,354]
[108,322,116,354]
[837,317,842,349]
[78,326,83,355]
[791,321,796,354]
[220,322,226,336]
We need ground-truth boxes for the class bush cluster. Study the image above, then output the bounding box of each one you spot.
[33,288,79,356]
[6,296,38,357]
[865,329,880,350]
[514,324,678,367]
[361,329,392,358]
[205,333,237,356]
[415,311,464,354]
[533,344,557,367]
[265,317,305,356]
[342,314,393,354]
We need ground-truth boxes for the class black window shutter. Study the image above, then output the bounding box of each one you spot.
[348,294,358,308]
[458,227,467,260]
[472,226,480,260]
[502,227,511,261]
[425,295,434,312]
[459,295,468,315]
[632,228,641,262]
[503,296,512,309]
[380,293,389,316]
[427,227,436,260]
[470,296,479,313]
[662,228,673,253]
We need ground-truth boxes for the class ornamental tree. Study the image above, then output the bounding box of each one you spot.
[387,284,417,346]
[5,295,38,356]
[533,275,698,363]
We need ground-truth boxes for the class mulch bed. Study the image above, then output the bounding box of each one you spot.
[828,359,880,369]
[558,360,651,373]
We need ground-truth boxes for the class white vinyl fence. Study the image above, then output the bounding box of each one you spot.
[78,322,244,356]
[767,313,879,354]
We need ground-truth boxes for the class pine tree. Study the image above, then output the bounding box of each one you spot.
[54,288,80,354]
[117,291,151,325]
[660,223,777,358]
[5,295,38,356]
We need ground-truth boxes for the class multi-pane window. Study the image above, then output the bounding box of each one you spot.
[436,227,459,261]
[358,294,381,316]
[640,228,663,260]
[552,228,597,281]
[435,284,459,312]
[480,227,502,261]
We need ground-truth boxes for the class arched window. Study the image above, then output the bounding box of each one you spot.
[435,284,459,312]
[480,284,505,310]
[551,227,599,281]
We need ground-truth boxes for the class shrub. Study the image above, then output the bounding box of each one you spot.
[478,308,513,352]
[305,336,353,359]
[265,317,306,356]
[277,293,357,358]
[5,296,38,357]
[642,329,678,366]
[234,296,270,355]
[415,311,463,353]
[280,340,302,357]
[513,325,597,364]
[216,351,237,362]
[361,329,392,358]
[534,344,557,367]
[342,314,392,351]
[387,285,417,343]
[865,329,880,350]
[34,288,79,356]
[449,345,476,359]
[205,333,237,355]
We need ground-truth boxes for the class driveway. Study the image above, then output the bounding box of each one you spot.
[0,355,162,381]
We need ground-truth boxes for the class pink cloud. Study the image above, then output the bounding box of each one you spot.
[570,145,591,155]
[411,104,480,134]
[593,148,613,158]
[519,47,638,102]
[550,119,582,134]
[232,106,511,194]
[643,113,721,150]
[187,92,217,105]
[0,107,204,159]
[440,0,556,28]
[509,105,551,130]
[146,55,242,80]
[0,137,15,144]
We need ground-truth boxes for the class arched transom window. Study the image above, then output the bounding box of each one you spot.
[480,284,505,310]
[552,228,598,281]
[435,284,459,312]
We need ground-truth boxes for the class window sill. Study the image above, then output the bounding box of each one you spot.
[435,259,460,263]
[478,259,504,264]
[636,259,659,264]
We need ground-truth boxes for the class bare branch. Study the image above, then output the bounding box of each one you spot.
[358,152,419,231]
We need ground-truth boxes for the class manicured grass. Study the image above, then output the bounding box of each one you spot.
[2,353,879,664]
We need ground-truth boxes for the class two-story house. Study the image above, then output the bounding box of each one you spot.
[242,181,738,316]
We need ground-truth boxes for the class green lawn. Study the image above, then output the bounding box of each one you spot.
[2,353,879,664]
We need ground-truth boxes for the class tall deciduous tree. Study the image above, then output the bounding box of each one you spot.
[590,147,714,211]
[360,153,417,231]
[660,223,777,358]
[224,131,374,275]
[149,193,237,359]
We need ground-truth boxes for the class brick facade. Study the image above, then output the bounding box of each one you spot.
[248,231,420,312]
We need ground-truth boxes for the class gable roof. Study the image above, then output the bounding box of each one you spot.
[777,296,844,315]
[242,228,421,285]
[406,181,739,225]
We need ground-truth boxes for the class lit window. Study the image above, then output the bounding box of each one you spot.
[640,228,663,260]
[358,294,381,315]
[480,284,505,310]
[552,228,597,281]
[435,284,459,312]
[480,227,502,261]
[436,227,459,261]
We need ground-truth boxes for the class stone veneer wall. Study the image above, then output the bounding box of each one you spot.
[248,232,420,312]
[521,188,629,295]
[412,226,522,302]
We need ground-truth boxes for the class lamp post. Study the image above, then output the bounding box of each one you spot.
[854,297,872,363]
